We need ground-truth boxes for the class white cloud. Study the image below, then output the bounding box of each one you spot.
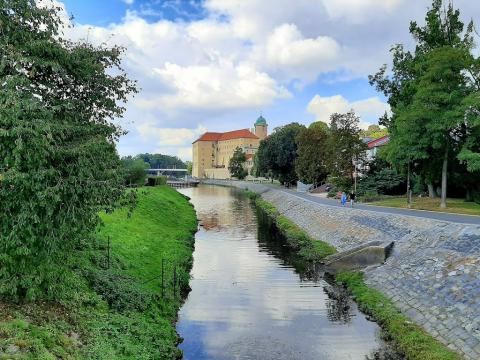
[122,0,134,5]
[307,94,390,128]
[137,123,207,146]
[253,23,341,84]
[322,0,403,23]
[53,0,480,158]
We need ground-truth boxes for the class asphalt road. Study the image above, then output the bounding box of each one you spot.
[277,188,480,226]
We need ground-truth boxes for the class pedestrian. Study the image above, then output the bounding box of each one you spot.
[350,191,356,208]
[341,192,347,207]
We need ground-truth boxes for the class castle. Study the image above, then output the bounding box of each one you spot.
[192,116,268,179]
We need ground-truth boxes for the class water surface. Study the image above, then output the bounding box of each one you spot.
[177,185,399,360]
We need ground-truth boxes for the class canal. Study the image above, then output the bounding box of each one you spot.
[177,185,400,360]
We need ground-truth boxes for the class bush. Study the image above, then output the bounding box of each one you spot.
[147,176,167,186]
[87,270,154,313]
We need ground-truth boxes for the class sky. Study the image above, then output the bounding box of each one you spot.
[46,0,480,161]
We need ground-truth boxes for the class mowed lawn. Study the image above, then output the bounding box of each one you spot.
[367,196,480,216]
[99,186,198,291]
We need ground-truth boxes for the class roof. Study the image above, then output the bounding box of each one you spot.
[367,135,390,149]
[245,154,254,160]
[255,115,267,126]
[193,129,259,143]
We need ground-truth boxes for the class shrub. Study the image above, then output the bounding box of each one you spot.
[87,270,154,313]
[147,176,167,186]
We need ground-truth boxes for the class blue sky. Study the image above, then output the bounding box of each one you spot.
[54,0,480,160]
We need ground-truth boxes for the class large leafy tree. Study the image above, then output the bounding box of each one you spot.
[370,0,477,207]
[326,111,367,188]
[295,121,330,185]
[255,123,305,185]
[228,147,247,179]
[0,0,137,299]
[121,157,149,186]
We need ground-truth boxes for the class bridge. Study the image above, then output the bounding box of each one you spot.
[146,168,188,176]
[146,169,199,188]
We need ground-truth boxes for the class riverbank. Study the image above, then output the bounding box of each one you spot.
[204,179,475,359]
[245,190,336,261]
[0,186,197,359]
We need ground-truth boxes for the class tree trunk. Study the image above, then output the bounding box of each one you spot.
[407,162,411,209]
[466,188,472,202]
[427,183,436,198]
[440,146,448,209]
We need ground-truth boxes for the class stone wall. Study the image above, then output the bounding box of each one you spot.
[203,180,480,359]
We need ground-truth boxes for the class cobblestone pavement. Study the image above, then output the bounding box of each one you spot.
[203,180,480,359]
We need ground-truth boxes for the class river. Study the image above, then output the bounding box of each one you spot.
[177,185,400,360]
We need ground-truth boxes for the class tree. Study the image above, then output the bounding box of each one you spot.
[228,147,247,179]
[136,153,186,169]
[295,121,330,185]
[360,124,388,139]
[121,157,149,186]
[326,111,367,189]
[370,0,476,207]
[185,161,193,175]
[0,1,137,300]
[255,123,305,185]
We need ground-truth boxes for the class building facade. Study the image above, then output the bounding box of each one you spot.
[192,116,268,179]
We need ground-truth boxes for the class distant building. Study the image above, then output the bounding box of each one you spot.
[192,116,268,179]
[365,135,390,161]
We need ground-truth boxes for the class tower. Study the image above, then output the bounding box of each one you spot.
[254,115,268,140]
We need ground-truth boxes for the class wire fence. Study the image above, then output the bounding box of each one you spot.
[100,235,184,300]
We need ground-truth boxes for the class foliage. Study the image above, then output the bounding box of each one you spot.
[0,186,198,359]
[360,124,388,139]
[146,175,167,186]
[136,153,186,169]
[358,168,406,197]
[295,121,329,185]
[87,270,154,312]
[369,0,479,206]
[228,147,248,179]
[121,157,149,186]
[326,111,367,188]
[251,193,336,261]
[0,0,137,300]
[185,161,193,175]
[255,123,306,184]
[337,272,460,360]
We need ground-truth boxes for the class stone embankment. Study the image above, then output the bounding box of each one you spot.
[203,179,480,359]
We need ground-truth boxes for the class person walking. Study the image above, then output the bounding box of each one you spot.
[341,192,347,207]
[349,191,356,208]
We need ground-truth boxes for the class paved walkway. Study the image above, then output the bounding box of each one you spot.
[277,187,480,225]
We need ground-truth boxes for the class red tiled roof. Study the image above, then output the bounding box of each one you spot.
[246,154,254,160]
[367,135,390,149]
[194,129,258,143]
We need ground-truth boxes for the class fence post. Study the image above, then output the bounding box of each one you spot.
[107,236,110,270]
[173,265,177,298]
[161,258,165,298]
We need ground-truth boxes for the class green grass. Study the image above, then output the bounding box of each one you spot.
[366,196,480,216]
[245,189,336,261]
[0,186,197,359]
[337,272,460,360]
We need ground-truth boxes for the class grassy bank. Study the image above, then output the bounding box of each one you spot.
[0,186,197,359]
[337,272,460,360]
[365,196,480,216]
[244,189,336,261]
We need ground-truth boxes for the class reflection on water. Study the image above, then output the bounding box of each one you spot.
[177,185,402,360]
